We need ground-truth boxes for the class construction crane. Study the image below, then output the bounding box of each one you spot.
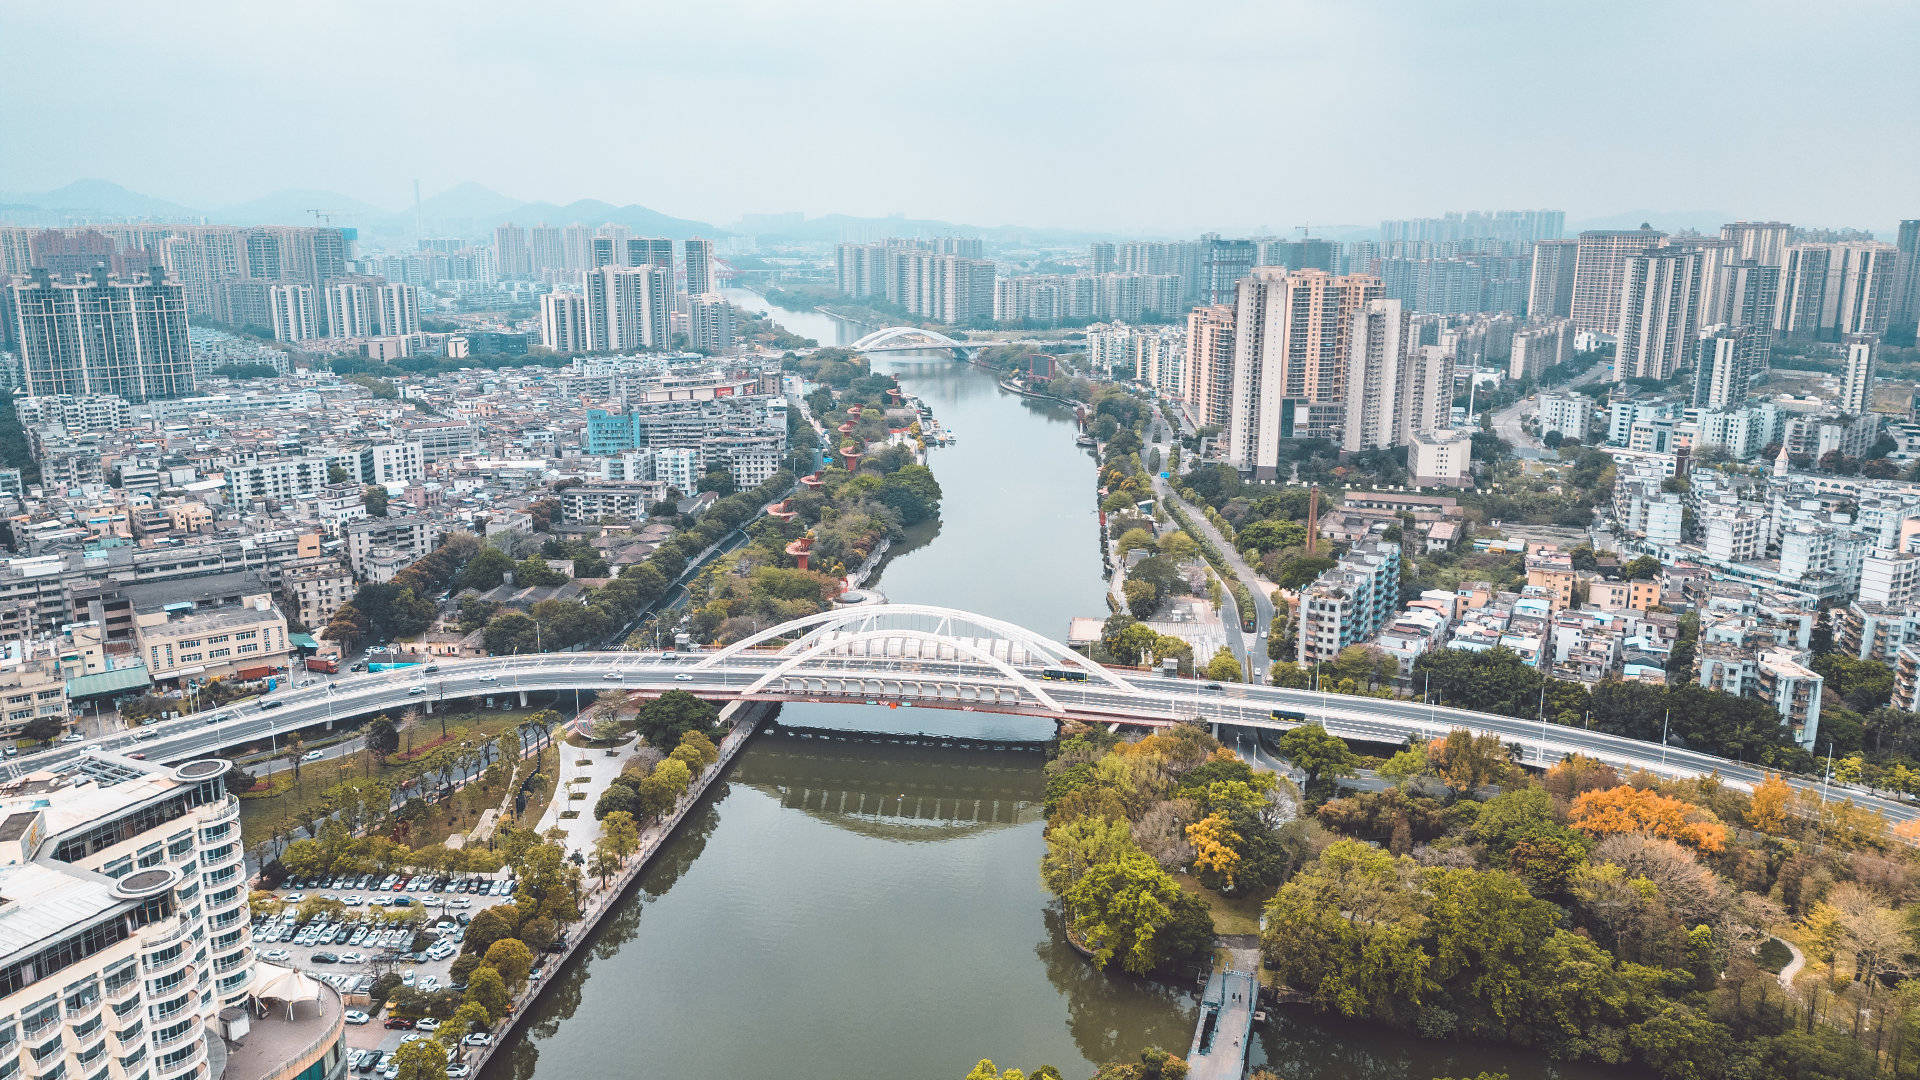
[307,209,339,226]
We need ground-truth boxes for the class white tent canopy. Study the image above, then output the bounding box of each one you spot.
[251,962,324,1019]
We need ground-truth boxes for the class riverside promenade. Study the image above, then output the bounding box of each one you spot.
[464,699,773,1077]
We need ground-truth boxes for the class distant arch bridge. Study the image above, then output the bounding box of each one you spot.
[846,326,979,353]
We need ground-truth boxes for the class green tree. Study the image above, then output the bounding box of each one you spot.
[459,547,515,591]
[1040,815,1139,896]
[1203,647,1244,682]
[364,485,390,518]
[462,907,516,957]
[1621,554,1662,580]
[1275,724,1358,805]
[367,717,400,756]
[482,938,535,990]
[634,690,718,746]
[600,810,641,858]
[1064,851,1194,974]
[463,964,509,1022]
[390,1037,447,1080]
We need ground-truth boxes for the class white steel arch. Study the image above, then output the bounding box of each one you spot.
[691,603,1136,692]
[847,326,968,351]
[743,628,1065,712]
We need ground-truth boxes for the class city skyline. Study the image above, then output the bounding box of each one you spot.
[3,1,1916,235]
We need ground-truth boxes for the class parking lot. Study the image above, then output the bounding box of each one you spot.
[255,871,521,1078]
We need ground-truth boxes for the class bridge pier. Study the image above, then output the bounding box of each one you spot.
[519,690,529,708]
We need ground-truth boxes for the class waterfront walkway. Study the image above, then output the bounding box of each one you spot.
[1186,948,1260,1080]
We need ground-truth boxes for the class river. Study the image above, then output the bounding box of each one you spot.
[483,292,1622,1080]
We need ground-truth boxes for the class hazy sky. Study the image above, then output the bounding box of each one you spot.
[3,0,1916,233]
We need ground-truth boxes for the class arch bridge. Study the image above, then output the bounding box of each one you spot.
[846,326,977,353]
[23,604,1918,826]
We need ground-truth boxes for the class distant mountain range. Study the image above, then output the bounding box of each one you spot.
[0,179,725,242]
[2,181,1889,248]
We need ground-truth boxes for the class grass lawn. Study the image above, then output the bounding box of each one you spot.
[1173,872,1266,937]
[237,706,551,847]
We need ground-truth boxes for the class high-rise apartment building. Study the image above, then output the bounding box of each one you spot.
[1088,242,1117,275]
[583,265,671,351]
[628,238,674,271]
[684,238,714,296]
[1894,219,1920,328]
[1720,221,1794,266]
[493,224,531,279]
[836,239,995,323]
[1571,226,1665,336]
[1527,239,1579,318]
[1340,299,1448,452]
[323,281,374,338]
[563,224,595,274]
[1184,305,1235,430]
[267,283,317,343]
[689,293,736,353]
[1378,210,1564,248]
[1777,242,1899,339]
[529,224,566,276]
[1200,235,1256,305]
[1840,333,1878,415]
[1509,318,1574,381]
[1692,327,1766,409]
[375,282,420,337]
[1613,247,1703,382]
[541,292,590,352]
[1227,269,1381,476]
[4,269,194,401]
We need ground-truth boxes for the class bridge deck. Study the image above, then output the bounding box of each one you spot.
[1187,952,1258,1080]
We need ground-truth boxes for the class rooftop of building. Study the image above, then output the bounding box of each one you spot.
[221,972,344,1080]
[0,860,129,960]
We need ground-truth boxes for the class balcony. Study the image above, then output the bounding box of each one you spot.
[150,1017,201,1052]
[151,1036,204,1079]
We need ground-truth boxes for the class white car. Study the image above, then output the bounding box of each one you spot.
[344,1010,371,1025]
[339,952,364,964]
[262,950,291,962]
[302,749,324,762]
[61,732,84,742]
[462,1034,492,1047]
[674,673,693,681]
[418,977,440,993]
[415,1017,439,1032]
[400,972,415,986]
[282,893,304,903]
[448,898,472,909]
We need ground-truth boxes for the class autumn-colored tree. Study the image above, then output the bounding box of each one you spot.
[1745,773,1793,833]
[1186,813,1243,888]
[1425,729,1517,795]
[1541,753,1620,802]
[1568,785,1727,853]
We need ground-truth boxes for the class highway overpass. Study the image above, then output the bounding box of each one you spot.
[21,604,1913,825]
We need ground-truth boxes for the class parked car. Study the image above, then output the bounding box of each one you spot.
[344,1010,371,1025]
[415,1018,440,1032]
[383,1018,413,1030]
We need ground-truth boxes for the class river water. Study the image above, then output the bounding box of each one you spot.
[484,293,1620,1080]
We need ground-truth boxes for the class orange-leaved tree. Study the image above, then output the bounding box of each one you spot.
[1568,784,1727,853]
